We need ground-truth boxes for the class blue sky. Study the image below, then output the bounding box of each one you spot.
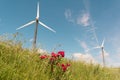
[0,0,120,67]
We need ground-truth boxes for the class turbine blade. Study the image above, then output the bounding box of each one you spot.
[39,21,56,33]
[101,38,105,47]
[87,46,100,51]
[36,2,39,19]
[93,46,101,49]
[16,20,35,30]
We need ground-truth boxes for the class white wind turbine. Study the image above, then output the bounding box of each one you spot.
[16,2,56,49]
[91,39,106,67]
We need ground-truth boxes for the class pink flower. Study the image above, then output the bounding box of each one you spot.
[58,51,65,57]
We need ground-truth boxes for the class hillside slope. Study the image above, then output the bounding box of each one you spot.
[0,41,120,80]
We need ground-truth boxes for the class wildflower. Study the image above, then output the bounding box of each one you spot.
[61,64,65,67]
[66,63,70,67]
[61,64,67,72]
[58,51,65,57]
[62,66,67,72]
[61,63,70,72]
[51,52,58,58]
[39,55,48,59]
[50,57,55,62]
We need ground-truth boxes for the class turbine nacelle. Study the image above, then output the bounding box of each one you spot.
[36,18,39,23]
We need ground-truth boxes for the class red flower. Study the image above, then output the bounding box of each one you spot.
[62,66,67,72]
[66,63,70,67]
[51,52,58,58]
[39,55,48,59]
[61,64,67,72]
[58,51,65,57]
[50,57,55,62]
[61,63,70,72]
[61,64,65,67]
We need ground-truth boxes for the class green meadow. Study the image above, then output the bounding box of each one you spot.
[0,34,120,80]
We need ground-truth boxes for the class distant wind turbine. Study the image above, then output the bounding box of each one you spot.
[16,2,56,49]
[91,39,106,67]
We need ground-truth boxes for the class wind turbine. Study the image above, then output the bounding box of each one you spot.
[16,2,56,50]
[91,39,106,67]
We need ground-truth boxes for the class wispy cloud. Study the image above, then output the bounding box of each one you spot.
[72,53,97,64]
[37,48,47,54]
[64,0,90,27]
[77,12,90,26]
[64,9,90,27]
[64,1,99,45]
[75,38,89,52]
[64,9,75,23]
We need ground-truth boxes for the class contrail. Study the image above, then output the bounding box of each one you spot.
[90,19,99,46]
[83,0,99,46]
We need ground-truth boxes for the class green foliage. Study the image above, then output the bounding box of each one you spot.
[0,34,120,80]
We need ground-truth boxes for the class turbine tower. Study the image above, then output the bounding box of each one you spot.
[92,39,106,67]
[16,2,56,50]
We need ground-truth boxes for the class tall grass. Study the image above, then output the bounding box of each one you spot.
[0,34,120,80]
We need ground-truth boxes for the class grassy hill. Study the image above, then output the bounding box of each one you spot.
[0,39,120,80]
